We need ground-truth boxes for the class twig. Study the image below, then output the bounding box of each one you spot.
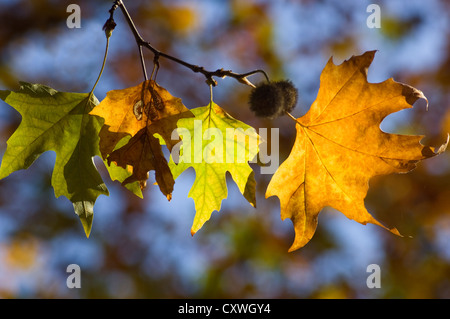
[108,0,269,87]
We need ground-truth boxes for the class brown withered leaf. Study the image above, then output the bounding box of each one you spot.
[98,126,128,159]
[90,80,193,198]
[107,127,174,199]
[266,51,448,252]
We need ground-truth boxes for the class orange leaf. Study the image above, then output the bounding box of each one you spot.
[266,51,448,252]
[90,80,191,147]
[90,80,193,197]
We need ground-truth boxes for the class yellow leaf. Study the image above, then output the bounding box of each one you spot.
[169,102,260,234]
[266,51,448,252]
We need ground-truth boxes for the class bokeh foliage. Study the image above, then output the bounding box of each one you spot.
[0,0,449,298]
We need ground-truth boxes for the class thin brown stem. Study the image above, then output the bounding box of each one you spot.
[138,45,148,80]
[285,111,301,124]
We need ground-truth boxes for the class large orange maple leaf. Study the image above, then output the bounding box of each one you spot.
[266,51,448,252]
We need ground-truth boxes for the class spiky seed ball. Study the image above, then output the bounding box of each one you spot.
[276,80,298,114]
[248,82,284,119]
[248,80,298,119]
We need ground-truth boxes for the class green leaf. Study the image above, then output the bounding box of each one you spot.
[101,131,143,198]
[169,101,260,234]
[0,82,109,237]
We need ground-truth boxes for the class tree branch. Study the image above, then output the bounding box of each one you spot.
[107,0,269,87]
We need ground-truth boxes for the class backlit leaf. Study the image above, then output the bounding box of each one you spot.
[90,80,192,198]
[266,51,448,251]
[0,82,108,237]
[169,101,260,234]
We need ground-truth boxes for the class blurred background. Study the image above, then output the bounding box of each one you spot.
[0,0,449,298]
